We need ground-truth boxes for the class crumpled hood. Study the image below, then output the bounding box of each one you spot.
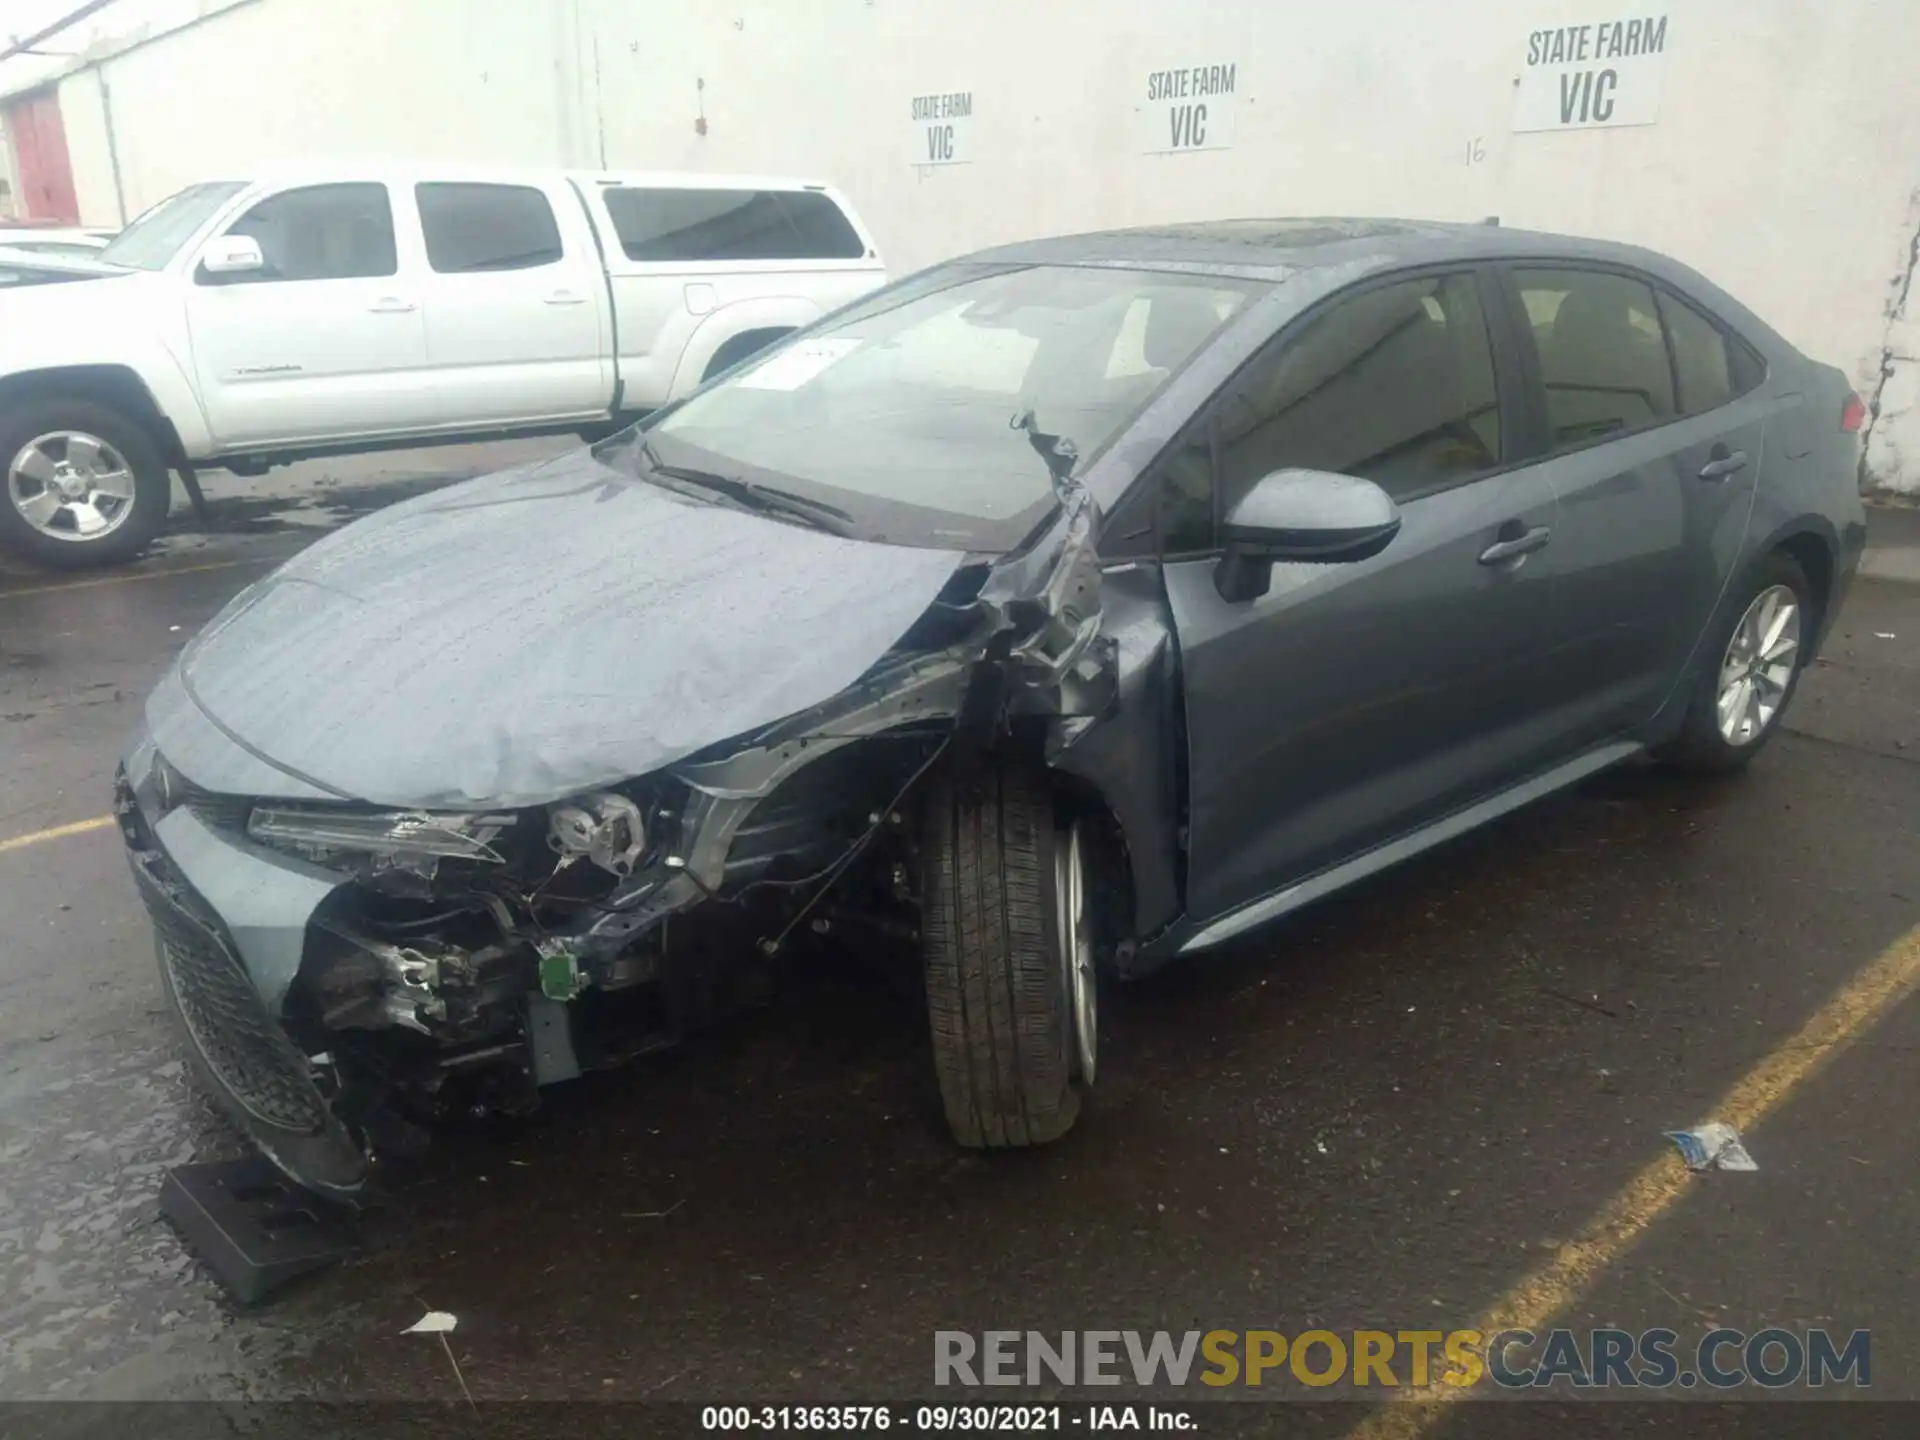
[152,449,966,807]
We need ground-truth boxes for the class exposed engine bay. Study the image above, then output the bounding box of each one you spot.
[117,469,1130,1196]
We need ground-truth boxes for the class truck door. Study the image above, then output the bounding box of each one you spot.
[183,182,436,447]
[412,180,611,426]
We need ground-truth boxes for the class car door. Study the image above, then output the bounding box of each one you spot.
[1501,266,1765,746]
[413,180,610,425]
[184,182,434,447]
[1146,268,1568,924]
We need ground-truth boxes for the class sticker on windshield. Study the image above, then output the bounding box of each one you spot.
[735,337,862,391]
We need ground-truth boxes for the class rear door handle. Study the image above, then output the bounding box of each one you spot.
[1698,446,1748,481]
[544,290,587,306]
[367,297,417,313]
[1479,525,1552,566]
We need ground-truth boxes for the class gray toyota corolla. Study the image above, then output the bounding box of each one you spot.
[117,219,1867,1199]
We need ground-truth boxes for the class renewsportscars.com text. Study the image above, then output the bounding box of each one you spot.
[934,1327,1870,1391]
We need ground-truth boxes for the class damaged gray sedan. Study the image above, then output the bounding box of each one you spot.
[117,219,1865,1199]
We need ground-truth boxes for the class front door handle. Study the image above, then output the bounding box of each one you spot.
[1698,445,1748,481]
[1479,525,1552,567]
[367,297,418,313]
[544,290,587,306]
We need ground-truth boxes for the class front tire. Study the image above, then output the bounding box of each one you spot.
[920,765,1090,1147]
[1655,551,1812,773]
[0,396,170,568]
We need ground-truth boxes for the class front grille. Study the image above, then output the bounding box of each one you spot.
[120,785,330,1136]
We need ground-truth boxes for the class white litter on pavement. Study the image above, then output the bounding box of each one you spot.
[403,1310,475,1407]
[1665,1122,1758,1172]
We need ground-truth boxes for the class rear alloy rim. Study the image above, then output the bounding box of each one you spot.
[1717,584,1801,746]
[7,430,138,542]
[1054,821,1097,1084]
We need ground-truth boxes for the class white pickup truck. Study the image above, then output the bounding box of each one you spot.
[0,165,887,567]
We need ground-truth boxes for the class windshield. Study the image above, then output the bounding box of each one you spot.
[648,263,1264,550]
[99,181,249,271]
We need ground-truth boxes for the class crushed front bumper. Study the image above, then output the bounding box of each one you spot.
[115,766,368,1200]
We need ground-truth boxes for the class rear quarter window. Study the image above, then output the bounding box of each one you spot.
[601,187,865,262]
[1659,289,1766,415]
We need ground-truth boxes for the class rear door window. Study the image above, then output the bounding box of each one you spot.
[416,183,564,273]
[1515,268,1675,445]
[601,187,865,262]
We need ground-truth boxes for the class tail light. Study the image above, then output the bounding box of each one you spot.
[1841,393,1867,433]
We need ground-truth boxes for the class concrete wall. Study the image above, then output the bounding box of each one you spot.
[22,0,1920,489]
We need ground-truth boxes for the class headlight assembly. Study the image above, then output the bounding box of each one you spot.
[247,806,516,865]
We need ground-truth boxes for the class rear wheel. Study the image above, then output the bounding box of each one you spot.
[920,765,1094,1147]
[0,397,171,568]
[1655,551,1812,773]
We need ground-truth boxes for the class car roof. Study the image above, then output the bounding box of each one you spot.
[957,216,1790,352]
[964,216,1678,277]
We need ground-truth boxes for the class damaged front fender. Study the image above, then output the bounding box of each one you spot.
[573,489,1124,956]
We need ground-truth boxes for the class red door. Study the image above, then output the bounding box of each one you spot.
[5,90,80,223]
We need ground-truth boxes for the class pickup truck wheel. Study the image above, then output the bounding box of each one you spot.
[921,765,1090,1148]
[0,398,170,568]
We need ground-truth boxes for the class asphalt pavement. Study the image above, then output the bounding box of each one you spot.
[1,465,1916,1434]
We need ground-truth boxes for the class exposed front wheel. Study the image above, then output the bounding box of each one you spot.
[0,397,171,568]
[920,766,1094,1147]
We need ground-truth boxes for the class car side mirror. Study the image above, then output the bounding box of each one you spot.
[1213,469,1401,603]
[196,234,265,280]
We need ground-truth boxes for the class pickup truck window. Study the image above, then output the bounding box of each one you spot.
[602,187,864,263]
[416,183,564,273]
[98,180,247,271]
[209,183,397,284]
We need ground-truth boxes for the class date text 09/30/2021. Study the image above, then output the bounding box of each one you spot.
[702,1406,1192,1432]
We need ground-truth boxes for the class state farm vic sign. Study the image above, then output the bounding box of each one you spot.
[1512,13,1671,132]
[911,91,974,166]
[1141,61,1239,153]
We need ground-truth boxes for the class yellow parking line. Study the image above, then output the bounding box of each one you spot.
[0,556,273,601]
[1351,921,1920,1438]
[0,814,116,855]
